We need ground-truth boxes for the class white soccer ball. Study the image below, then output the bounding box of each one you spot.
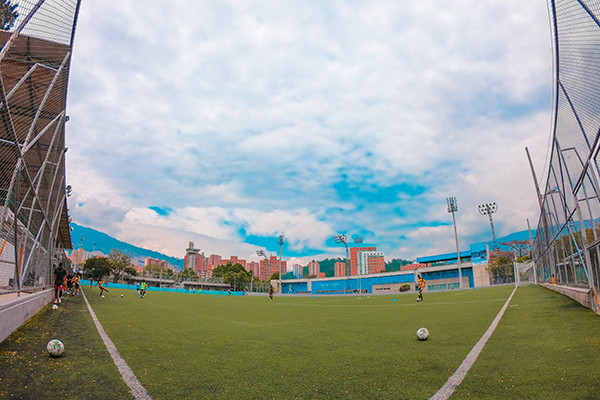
[51,304,58,310]
[47,339,64,357]
[121,294,124,298]
[416,327,429,341]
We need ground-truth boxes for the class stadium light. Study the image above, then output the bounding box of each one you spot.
[354,237,363,293]
[278,234,285,293]
[478,202,498,250]
[333,234,350,283]
[256,250,268,283]
[447,197,463,289]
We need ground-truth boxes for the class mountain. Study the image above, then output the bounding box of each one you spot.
[70,223,184,270]
[69,223,537,272]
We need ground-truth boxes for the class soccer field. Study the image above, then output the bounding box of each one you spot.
[1,285,599,399]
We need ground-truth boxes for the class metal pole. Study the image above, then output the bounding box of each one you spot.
[354,237,363,294]
[447,197,463,288]
[527,218,537,284]
[278,235,284,294]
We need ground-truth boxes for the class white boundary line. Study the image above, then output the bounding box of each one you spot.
[81,290,152,400]
[430,286,518,400]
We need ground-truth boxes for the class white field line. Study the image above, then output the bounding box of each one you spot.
[430,286,518,400]
[275,298,508,308]
[81,290,152,400]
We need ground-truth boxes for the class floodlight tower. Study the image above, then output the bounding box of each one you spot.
[333,234,350,276]
[447,197,463,288]
[278,234,285,293]
[354,237,363,293]
[478,202,498,250]
[256,250,268,283]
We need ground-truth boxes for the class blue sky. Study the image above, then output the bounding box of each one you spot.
[65,0,553,266]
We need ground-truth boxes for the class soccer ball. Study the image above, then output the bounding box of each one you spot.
[51,304,58,310]
[121,294,124,298]
[47,339,64,357]
[416,327,429,341]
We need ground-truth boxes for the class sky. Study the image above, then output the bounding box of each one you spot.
[65,0,553,268]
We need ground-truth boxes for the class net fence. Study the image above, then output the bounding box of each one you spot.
[0,0,79,294]
[532,0,600,310]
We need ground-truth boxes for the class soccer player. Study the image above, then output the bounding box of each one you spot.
[417,275,426,302]
[53,263,67,304]
[140,280,147,298]
[73,272,81,297]
[66,271,73,295]
[135,281,141,294]
[269,286,274,301]
[98,279,109,297]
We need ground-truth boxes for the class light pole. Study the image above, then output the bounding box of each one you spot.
[256,249,268,289]
[447,197,463,288]
[334,234,350,293]
[278,234,285,294]
[478,202,498,250]
[354,237,363,293]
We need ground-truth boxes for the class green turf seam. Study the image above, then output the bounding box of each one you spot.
[81,289,153,400]
[430,286,518,400]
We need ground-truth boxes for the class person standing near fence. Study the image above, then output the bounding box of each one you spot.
[53,263,67,304]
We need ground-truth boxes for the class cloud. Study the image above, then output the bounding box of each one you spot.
[66,0,553,263]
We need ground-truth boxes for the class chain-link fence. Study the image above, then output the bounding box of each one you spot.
[532,0,600,311]
[0,0,80,294]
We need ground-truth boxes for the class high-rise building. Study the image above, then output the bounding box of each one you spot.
[357,250,385,275]
[260,256,287,281]
[334,261,346,277]
[350,247,377,275]
[195,253,212,279]
[246,261,260,278]
[308,261,319,277]
[293,264,303,279]
[218,256,246,269]
[184,242,200,271]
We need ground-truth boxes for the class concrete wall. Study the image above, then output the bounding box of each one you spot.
[540,283,592,309]
[472,264,490,287]
[0,289,53,343]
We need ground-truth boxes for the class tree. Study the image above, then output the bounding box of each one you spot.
[214,263,252,290]
[82,257,111,280]
[500,240,530,258]
[268,271,280,281]
[178,268,198,281]
[124,266,138,277]
[487,250,514,284]
[108,249,131,282]
[385,258,413,272]
[143,263,171,278]
[0,1,18,31]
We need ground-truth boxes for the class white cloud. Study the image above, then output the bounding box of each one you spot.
[66,0,553,263]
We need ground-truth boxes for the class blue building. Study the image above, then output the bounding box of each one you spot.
[277,242,490,295]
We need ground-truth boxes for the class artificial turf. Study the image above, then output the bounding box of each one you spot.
[0,284,598,399]
[0,293,133,399]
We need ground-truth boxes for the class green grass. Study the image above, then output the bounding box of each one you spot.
[455,285,600,399]
[0,294,133,399]
[1,285,599,399]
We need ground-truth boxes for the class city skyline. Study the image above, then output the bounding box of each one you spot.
[66,1,551,267]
